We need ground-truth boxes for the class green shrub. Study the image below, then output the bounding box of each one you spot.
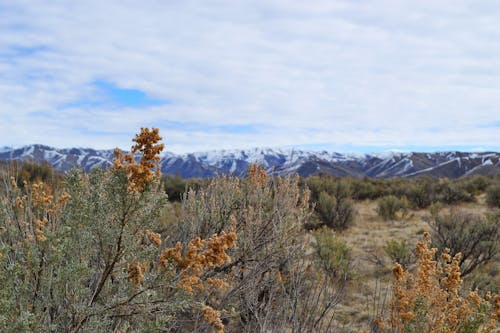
[377,195,408,220]
[428,210,499,277]
[428,201,444,218]
[351,178,379,200]
[460,175,491,195]
[404,178,437,209]
[317,190,354,230]
[312,227,353,279]
[437,182,475,204]
[402,178,477,209]
[486,183,500,208]
[162,174,187,201]
[307,177,355,231]
[383,239,413,268]
[162,175,204,202]
[468,263,500,295]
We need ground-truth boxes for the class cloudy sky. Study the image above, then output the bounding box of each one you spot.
[0,0,499,153]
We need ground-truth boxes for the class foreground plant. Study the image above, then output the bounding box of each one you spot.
[375,233,499,333]
[173,164,349,332]
[0,128,236,332]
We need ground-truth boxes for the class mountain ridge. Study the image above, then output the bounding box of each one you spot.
[1,144,499,178]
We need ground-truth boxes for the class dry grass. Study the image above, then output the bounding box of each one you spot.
[334,198,496,330]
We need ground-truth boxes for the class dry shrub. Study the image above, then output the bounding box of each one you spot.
[173,165,349,332]
[160,231,237,295]
[113,127,164,192]
[428,210,499,277]
[486,183,500,208]
[374,233,498,333]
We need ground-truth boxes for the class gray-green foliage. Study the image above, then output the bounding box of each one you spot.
[486,183,500,208]
[429,210,499,277]
[383,239,413,268]
[317,189,354,230]
[312,226,352,279]
[304,176,355,230]
[376,195,409,221]
[174,170,348,332]
[176,172,308,331]
[0,168,194,332]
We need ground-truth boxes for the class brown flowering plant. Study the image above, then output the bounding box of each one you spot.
[376,232,498,333]
[160,231,237,295]
[159,231,237,332]
[113,127,164,192]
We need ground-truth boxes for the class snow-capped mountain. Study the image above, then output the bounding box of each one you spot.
[0,145,115,171]
[0,145,499,178]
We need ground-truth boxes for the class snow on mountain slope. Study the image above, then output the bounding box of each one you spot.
[0,145,498,178]
[0,145,114,171]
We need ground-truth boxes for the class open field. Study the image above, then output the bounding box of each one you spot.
[335,197,499,330]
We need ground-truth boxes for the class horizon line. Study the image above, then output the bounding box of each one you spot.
[1,143,499,156]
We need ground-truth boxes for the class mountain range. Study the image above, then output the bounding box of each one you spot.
[1,145,499,178]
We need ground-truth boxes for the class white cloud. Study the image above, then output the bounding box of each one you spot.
[0,0,499,153]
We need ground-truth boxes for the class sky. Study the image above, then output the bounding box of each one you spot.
[0,0,499,154]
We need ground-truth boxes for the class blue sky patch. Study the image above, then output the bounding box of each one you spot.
[213,124,259,134]
[479,121,500,128]
[92,80,168,107]
[0,45,49,59]
[63,80,169,109]
[157,121,260,134]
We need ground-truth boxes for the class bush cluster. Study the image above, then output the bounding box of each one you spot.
[383,239,413,268]
[0,160,60,190]
[486,183,500,208]
[0,129,197,332]
[376,195,409,220]
[305,176,355,230]
[428,210,499,277]
[307,174,493,211]
[375,234,499,332]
